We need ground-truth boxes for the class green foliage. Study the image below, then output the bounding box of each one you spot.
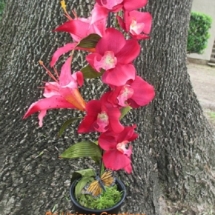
[75,177,94,198]
[71,170,96,198]
[60,141,102,163]
[77,185,122,210]
[120,106,132,119]
[187,11,212,54]
[77,33,101,49]
[0,0,5,20]
[58,117,82,136]
[71,169,96,184]
[81,64,103,78]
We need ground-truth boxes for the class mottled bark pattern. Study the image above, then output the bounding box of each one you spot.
[0,0,214,215]
[139,0,215,213]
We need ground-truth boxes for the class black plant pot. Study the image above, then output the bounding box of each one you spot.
[70,178,126,215]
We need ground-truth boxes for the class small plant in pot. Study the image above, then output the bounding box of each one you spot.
[23,0,154,213]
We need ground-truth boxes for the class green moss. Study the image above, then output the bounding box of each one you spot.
[77,185,122,210]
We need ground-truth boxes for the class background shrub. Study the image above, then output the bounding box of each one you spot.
[187,11,212,54]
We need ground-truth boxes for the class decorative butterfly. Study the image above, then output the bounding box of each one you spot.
[87,170,115,196]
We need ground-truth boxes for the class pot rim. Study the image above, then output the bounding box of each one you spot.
[70,178,126,212]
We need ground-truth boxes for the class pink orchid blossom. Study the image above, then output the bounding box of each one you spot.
[23,57,86,127]
[78,95,124,133]
[50,3,108,67]
[117,10,152,40]
[96,0,147,11]
[55,3,108,42]
[98,125,138,173]
[105,76,155,108]
[86,28,140,86]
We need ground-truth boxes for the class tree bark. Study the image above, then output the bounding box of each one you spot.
[141,1,215,214]
[0,0,214,215]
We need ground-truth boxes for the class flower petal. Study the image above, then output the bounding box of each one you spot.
[38,110,47,127]
[103,150,131,173]
[43,82,61,98]
[132,34,150,40]
[90,3,109,23]
[59,56,73,86]
[117,85,134,107]
[116,39,140,64]
[62,88,86,111]
[58,58,84,88]
[123,0,148,11]
[134,11,152,34]
[96,0,123,10]
[124,11,152,40]
[102,64,136,86]
[78,100,102,133]
[124,163,132,173]
[55,20,90,42]
[78,115,97,133]
[116,125,138,143]
[74,71,84,87]
[116,15,126,30]
[89,3,108,36]
[23,96,76,126]
[129,76,155,108]
[86,53,103,71]
[96,28,126,55]
[107,107,124,133]
[99,132,117,151]
[50,43,78,67]
[95,111,109,132]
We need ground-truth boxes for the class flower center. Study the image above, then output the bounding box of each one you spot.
[98,111,108,121]
[117,85,134,106]
[116,141,131,157]
[101,51,117,70]
[65,89,86,111]
[96,111,109,132]
[130,19,145,35]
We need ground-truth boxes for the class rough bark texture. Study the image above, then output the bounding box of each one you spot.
[0,0,215,215]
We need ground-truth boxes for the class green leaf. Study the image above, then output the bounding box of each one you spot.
[58,117,82,136]
[81,65,103,79]
[75,177,94,198]
[91,156,101,165]
[120,106,132,119]
[77,34,101,49]
[71,168,96,184]
[60,140,102,160]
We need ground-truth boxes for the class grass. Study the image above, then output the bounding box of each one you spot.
[207,111,215,120]
[204,109,215,129]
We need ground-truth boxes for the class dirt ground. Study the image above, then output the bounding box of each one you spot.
[187,63,215,129]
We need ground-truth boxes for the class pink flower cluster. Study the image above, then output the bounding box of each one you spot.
[23,0,155,173]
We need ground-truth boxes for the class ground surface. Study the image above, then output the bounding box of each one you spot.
[188,63,215,129]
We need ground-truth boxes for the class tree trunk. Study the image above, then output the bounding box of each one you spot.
[0,0,214,215]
